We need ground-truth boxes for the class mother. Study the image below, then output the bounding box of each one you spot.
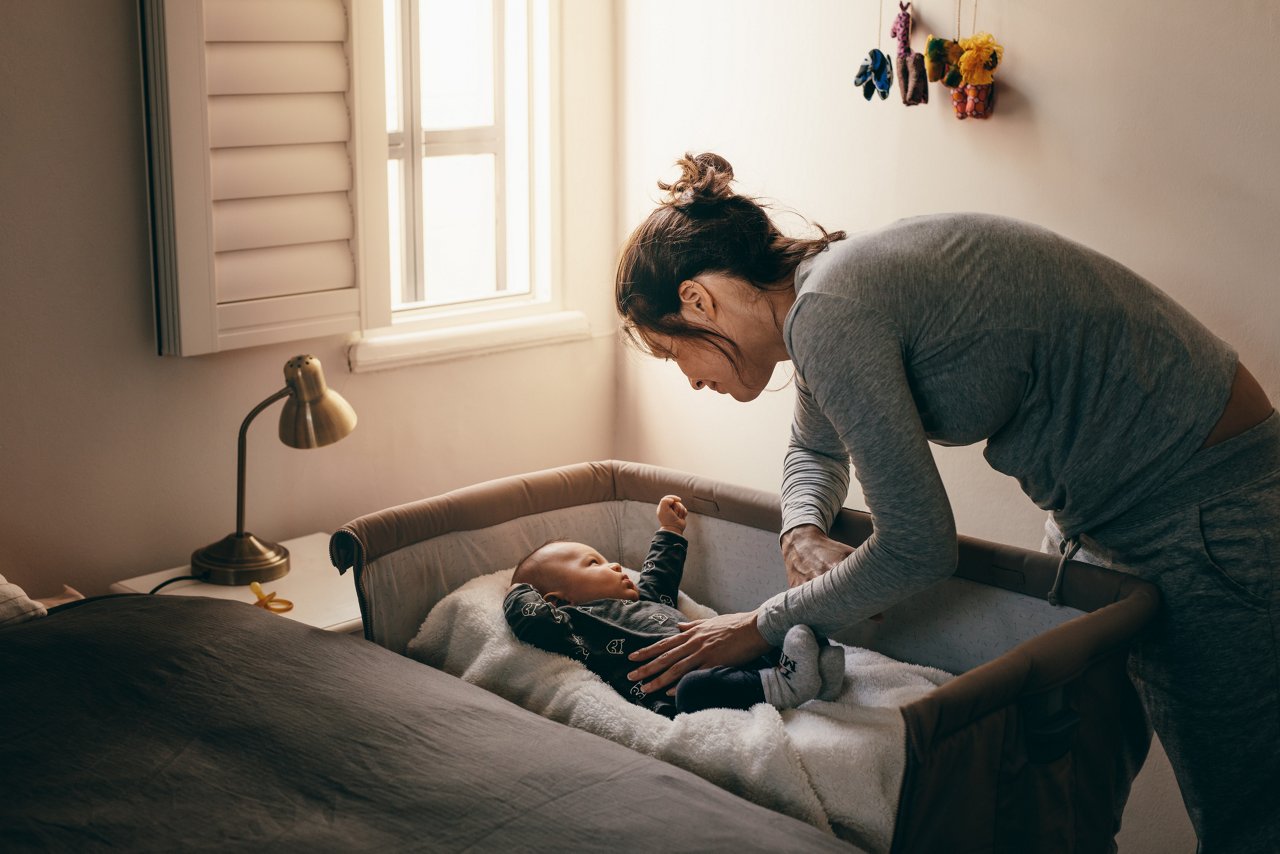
[616,152,1277,852]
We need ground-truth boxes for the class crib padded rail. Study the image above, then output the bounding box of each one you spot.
[331,460,1158,854]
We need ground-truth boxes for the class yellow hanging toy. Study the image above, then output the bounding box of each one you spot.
[926,1,1003,119]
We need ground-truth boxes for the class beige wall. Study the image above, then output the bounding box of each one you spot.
[615,1,1279,850]
[617,0,1279,522]
[0,1,618,597]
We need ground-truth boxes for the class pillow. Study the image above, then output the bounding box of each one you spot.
[0,573,47,626]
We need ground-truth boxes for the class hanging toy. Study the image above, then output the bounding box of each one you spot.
[890,3,927,106]
[854,0,893,101]
[929,0,1003,119]
[854,50,893,100]
[924,36,963,86]
[951,32,1002,119]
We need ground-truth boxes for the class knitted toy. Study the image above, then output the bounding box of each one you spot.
[854,48,893,101]
[927,31,1002,119]
[854,0,893,101]
[924,36,963,85]
[889,3,927,106]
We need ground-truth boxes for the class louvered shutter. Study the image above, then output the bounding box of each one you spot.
[141,0,380,356]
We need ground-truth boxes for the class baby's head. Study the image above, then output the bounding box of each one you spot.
[512,540,639,606]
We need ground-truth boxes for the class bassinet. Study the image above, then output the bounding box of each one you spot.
[330,460,1156,853]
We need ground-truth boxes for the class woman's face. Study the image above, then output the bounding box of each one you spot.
[654,272,786,402]
[663,336,771,402]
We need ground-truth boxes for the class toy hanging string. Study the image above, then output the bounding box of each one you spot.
[953,0,980,40]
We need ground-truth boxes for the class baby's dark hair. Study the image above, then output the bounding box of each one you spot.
[511,538,568,592]
[615,152,845,366]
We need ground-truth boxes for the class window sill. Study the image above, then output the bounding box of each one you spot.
[346,310,593,373]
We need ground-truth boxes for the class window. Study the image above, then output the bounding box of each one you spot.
[375,0,558,327]
[141,0,583,364]
[348,0,584,372]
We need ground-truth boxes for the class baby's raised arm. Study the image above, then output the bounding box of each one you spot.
[657,495,688,535]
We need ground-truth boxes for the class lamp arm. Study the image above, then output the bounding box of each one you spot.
[234,386,292,536]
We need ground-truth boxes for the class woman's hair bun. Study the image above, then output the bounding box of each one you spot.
[658,152,736,211]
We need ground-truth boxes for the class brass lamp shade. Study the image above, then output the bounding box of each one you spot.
[191,355,357,586]
[279,355,358,448]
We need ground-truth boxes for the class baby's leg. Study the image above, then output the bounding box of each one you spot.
[674,666,765,713]
[759,625,822,709]
[817,636,846,701]
[674,626,829,712]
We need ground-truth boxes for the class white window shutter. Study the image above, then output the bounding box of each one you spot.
[141,0,387,356]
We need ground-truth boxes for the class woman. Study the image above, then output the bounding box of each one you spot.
[616,152,1277,852]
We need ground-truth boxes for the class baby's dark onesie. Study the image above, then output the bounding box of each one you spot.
[504,531,776,718]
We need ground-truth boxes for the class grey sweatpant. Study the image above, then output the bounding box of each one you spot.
[1046,412,1280,854]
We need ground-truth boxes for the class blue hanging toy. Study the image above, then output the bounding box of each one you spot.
[854,0,893,100]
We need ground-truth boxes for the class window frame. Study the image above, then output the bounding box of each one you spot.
[349,0,580,372]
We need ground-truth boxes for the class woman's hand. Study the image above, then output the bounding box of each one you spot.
[626,611,771,696]
[781,524,853,588]
[781,525,885,622]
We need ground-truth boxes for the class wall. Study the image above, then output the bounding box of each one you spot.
[0,1,618,597]
[615,1,1279,851]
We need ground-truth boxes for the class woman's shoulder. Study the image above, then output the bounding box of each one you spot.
[800,211,1063,292]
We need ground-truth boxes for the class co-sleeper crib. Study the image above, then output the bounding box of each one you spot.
[330,460,1156,853]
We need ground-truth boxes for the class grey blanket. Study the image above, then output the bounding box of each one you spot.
[0,595,852,852]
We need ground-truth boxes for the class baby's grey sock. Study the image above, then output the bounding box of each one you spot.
[760,625,821,709]
[817,642,846,701]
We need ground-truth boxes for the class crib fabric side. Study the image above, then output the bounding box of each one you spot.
[329,460,787,648]
[817,503,1158,852]
[890,585,1156,853]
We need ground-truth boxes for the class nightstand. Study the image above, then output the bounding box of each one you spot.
[110,532,362,634]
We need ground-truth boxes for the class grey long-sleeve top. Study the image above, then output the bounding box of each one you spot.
[756,213,1236,645]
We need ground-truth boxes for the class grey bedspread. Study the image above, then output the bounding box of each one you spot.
[0,595,853,852]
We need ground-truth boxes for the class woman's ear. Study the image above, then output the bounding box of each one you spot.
[677,279,717,322]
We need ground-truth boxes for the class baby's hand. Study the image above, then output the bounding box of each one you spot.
[657,494,688,535]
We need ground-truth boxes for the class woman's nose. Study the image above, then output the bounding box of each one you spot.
[688,377,705,390]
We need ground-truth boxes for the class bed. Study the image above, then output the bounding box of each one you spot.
[0,594,849,851]
[329,460,1158,853]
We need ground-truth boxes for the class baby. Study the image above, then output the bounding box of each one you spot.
[503,495,844,718]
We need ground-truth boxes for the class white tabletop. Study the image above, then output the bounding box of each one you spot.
[110,532,362,633]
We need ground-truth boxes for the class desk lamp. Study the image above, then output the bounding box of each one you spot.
[191,355,357,585]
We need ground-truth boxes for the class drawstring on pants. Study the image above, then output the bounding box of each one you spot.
[1048,536,1081,607]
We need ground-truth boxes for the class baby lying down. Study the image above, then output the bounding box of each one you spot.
[503,495,845,718]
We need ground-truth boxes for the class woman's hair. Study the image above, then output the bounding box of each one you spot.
[615,152,845,364]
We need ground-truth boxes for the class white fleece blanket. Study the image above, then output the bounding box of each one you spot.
[408,569,951,852]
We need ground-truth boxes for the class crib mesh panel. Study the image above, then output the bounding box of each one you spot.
[620,500,1084,674]
[363,503,624,653]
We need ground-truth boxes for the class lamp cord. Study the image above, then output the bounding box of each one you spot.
[148,575,200,594]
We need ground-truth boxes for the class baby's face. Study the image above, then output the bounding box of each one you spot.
[534,542,639,605]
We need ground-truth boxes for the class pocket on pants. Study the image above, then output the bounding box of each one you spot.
[1196,488,1276,610]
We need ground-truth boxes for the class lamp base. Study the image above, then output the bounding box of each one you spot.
[191,533,290,586]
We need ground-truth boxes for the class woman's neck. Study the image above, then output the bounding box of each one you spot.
[761,274,798,362]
